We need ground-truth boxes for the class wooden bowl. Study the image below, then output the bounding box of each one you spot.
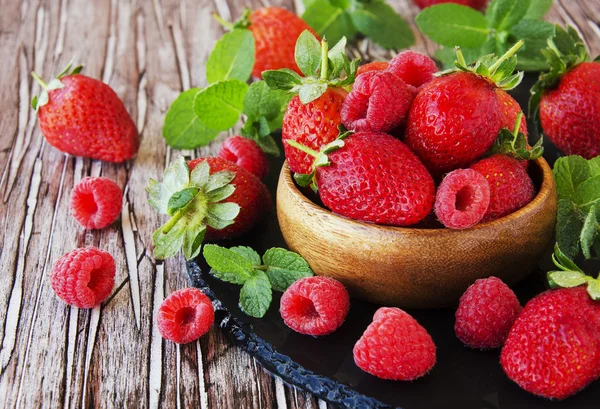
[276,158,557,308]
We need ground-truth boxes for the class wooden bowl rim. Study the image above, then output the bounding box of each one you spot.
[279,157,555,235]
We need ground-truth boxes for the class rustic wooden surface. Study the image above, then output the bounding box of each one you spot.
[0,0,598,408]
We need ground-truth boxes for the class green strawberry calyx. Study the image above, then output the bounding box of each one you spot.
[548,244,600,301]
[146,157,240,260]
[437,40,524,91]
[288,126,353,193]
[529,25,594,124]
[31,59,83,112]
[212,9,251,31]
[262,30,359,104]
[487,113,544,160]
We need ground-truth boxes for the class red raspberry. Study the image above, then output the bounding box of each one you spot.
[50,247,115,308]
[70,177,122,229]
[455,277,522,349]
[353,307,436,380]
[357,61,389,76]
[388,50,437,89]
[157,288,215,344]
[218,136,269,180]
[341,71,415,133]
[434,169,490,229]
[280,276,349,336]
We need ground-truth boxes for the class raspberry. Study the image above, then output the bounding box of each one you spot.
[280,276,349,336]
[353,307,436,380]
[157,288,215,344]
[341,71,415,133]
[434,169,490,229]
[70,177,122,229]
[50,247,115,308]
[455,277,522,349]
[357,61,389,76]
[388,51,437,89]
[218,136,269,180]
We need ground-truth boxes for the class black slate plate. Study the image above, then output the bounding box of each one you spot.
[187,74,600,409]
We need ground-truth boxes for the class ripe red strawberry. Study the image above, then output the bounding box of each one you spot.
[531,27,600,159]
[497,90,528,137]
[292,132,435,226]
[31,62,139,163]
[413,0,488,10]
[357,61,389,76]
[218,136,269,179]
[405,43,525,175]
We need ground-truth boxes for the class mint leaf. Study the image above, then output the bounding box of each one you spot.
[162,88,219,149]
[194,80,248,130]
[295,30,322,77]
[243,81,290,124]
[572,175,600,211]
[589,156,600,176]
[203,244,254,282]
[206,29,255,84]
[263,248,314,291]
[416,4,489,49]
[524,0,553,19]
[239,270,272,318]
[349,2,414,50]
[486,0,531,31]
[553,155,590,200]
[510,19,555,39]
[167,187,199,216]
[231,246,261,266]
[556,199,584,259]
[302,1,356,46]
[581,206,599,259]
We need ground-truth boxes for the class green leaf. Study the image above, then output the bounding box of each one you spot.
[556,199,584,259]
[190,160,210,188]
[205,202,240,230]
[162,88,219,149]
[205,170,236,193]
[263,248,314,292]
[183,225,206,260]
[552,244,584,273]
[524,0,553,19]
[147,157,190,214]
[298,83,328,104]
[231,246,261,267]
[553,155,590,200]
[548,270,590,289]
[486,0,531,31]
[243,81,291,123]
[262,69,303,91]
[302,1,356,46]
[416,4,489,49]
[350,2,414,50]
[206,185,235,203]
[167,187,199,216]
[510,19,555,39]
[581,206,599,259]
[239,270,272,318]
[206,28,255,84]
[203,244,254,281]
[194,80,248,131]
[295,30,322,77]
[256,133,281,157]
[572,175,600,211]
[152,220,187,260]
[586,279,600,301]
[589,156,600,176]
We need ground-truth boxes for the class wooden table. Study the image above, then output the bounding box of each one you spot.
[0,0,598,407]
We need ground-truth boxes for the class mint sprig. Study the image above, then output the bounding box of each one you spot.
[548,245,600,301]
[203,245,314,318]
[553,155,600,260]
[147,157,240,260]
[416,0,556,72]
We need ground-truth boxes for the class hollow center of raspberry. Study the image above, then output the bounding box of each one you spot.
[87,268,108,297]
[79,191,98,217]
[175,306,196,326]
[295,296,319,318]
[455,186,476,211]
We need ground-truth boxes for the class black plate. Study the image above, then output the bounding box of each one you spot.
[187,74,600,409]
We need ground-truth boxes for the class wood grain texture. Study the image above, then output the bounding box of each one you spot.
[0,0,596,407]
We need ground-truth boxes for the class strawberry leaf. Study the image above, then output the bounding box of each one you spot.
[183,226,206,260]
[295,30,322,77]
[262,69,303,91]
[167,187,199,216]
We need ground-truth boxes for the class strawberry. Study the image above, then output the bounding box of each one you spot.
[264,31,358,175]
[405,42,525,175]
[146,156,271,260]
[501,246,600,400]
[291,132,435,226]
[530,26,600,159]
[413,0,488,10]
[31,61,139,163]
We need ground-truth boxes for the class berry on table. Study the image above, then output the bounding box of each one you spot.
[157,288,215,344]
[455,277,521,349]
[218,136,269,179]
[70,177,123,229]
[387,50,437,89]
[50,247,116,308]
[353,307,436,380]
[357,61,389,76]
[434,169,490,229]
[280,276,350,336]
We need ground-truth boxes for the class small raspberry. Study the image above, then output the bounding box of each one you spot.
[388,50,437,89]
[218,136,269,179]
[280,276,349,336]
[157,288,215,344]
[434,169,490,229]
[70,177,122,229]
[354,307,436,380]
[357,61,389,76]
[50,247,115,308]
[455,277,522,349]
[341,71,415,133]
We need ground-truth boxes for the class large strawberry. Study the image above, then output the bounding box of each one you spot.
[530,26,600,159]
[264,31,358,175]
[291,132,435,226]
[146,156,271,260]
[31,61,139,163]
[406,42,526,175]
[501,246,600,400]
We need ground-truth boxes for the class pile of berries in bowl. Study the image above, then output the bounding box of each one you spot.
[268,34,557,308]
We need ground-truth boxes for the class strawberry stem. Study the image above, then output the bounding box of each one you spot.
[286,140,319,158]
[320,37,329,80]
[513,112,523,136]
[212,13,234,31]
[455,47,467,67]
[489,40,524,73]
[162,209,184,234]
[31,71,48,90]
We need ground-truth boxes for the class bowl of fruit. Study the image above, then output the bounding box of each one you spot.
[268,37,558,308]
